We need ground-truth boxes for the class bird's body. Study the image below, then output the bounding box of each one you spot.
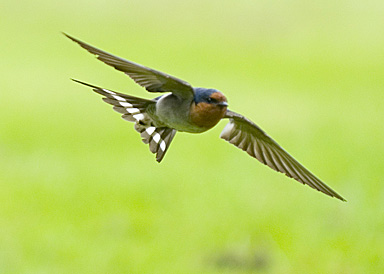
[155,90,225,133]
[65,33,345,201]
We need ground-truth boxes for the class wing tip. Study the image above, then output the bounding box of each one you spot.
[63,32,82,45]
[333,193,347,202]
[62,31,70,39]
[220,114,347,202]
[71,79,98,89]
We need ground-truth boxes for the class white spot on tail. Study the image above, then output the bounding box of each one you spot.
[152,133,161,143]
[159,141,166,151]
[126,108,140,114]
[146,127,156,135]
[119,101,132,107]
[112,95,125,101]
[133,114,145,121]
[102,89,115,95]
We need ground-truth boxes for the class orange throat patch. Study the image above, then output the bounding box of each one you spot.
[190,102,227,129]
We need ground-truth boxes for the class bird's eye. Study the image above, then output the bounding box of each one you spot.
[207,97,217,103]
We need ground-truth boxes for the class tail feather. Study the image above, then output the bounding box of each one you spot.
[72,79,176,162]
[135,124,177,162]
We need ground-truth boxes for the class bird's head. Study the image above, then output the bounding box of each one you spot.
[194,88,228,107]
[190,88,228,129]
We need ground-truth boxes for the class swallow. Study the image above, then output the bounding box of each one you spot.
[64,33,345,201]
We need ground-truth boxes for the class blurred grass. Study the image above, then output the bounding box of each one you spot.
[1,0,384,273]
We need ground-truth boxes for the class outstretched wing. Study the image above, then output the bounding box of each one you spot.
[220,110,345,201]
[64,33,194,99]
[72,79,176,162]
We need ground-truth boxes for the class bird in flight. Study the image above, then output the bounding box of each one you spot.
[64,33,345,201]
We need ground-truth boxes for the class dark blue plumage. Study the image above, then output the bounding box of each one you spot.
[193,88,218,103]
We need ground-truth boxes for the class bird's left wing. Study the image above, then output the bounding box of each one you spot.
[64,33,194,99]
[220,110,345,201]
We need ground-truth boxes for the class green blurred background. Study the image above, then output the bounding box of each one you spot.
[1,0,383,273]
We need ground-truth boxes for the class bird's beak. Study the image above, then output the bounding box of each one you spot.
[217,101,228,107]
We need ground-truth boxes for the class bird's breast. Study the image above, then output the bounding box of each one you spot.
[189,102,227,130]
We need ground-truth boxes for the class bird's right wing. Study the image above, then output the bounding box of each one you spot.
[64,33,194,99]
[220,110,345,201]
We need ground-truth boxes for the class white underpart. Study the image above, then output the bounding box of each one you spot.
[156,93,172,103]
